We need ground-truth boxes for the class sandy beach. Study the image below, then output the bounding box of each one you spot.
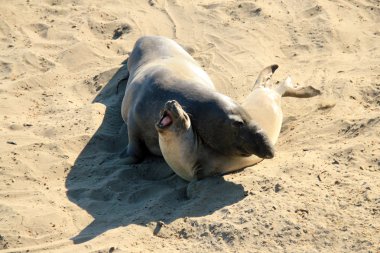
[0,0,379,252]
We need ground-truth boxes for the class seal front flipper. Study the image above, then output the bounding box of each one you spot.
[194,163,220,180]
[118,156,142,164]
[186,179,198,199]
[194,164,207,180]
[120,139,145,164]
[116,71,129,94]
[119,122,146,164]
[118,146,143,164]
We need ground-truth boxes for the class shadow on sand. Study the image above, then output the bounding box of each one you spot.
[65,61,245,244]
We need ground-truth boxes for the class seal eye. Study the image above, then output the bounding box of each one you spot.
[232,120,244,128]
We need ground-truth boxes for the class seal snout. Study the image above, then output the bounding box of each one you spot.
[165,100,180,113]
[156,100,182,130]
[253,132,275,159]
[239,123,275,159]
[259,145,275,159]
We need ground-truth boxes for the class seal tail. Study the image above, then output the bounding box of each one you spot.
[275,76,321,98]
[253,64,279,88]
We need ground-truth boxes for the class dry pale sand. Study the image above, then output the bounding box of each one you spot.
[0,0,379,252]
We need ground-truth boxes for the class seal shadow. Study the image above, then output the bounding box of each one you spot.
[65,61,246,244]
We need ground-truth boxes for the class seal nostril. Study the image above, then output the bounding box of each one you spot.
[263,146,274,159]
[265,152,274,159]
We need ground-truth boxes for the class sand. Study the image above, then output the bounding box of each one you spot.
[0,0,379,252]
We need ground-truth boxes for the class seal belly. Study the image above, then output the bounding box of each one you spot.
[242,87,283,145]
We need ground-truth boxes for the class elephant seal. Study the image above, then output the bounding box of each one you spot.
[121,36,274,164]
[156,66,321,181]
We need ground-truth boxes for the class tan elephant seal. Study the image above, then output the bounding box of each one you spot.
[120,36,274,164]
[156,66,321,181]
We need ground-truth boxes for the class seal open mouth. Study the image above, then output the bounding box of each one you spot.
[157,110,173,129]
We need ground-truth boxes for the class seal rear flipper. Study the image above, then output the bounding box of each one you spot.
[276,76,321,98]
[253,64,279,88]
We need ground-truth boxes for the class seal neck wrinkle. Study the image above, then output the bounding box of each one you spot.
[158,119,199,181]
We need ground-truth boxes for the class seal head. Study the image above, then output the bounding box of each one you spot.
[156,100,191,134]
[225,109,274,159]
[156,100,198,181]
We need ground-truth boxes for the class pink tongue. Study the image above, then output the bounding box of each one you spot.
[161,115,172,126]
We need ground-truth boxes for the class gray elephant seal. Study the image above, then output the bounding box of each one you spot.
[121,36,274,164]
[156,66,321,181]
